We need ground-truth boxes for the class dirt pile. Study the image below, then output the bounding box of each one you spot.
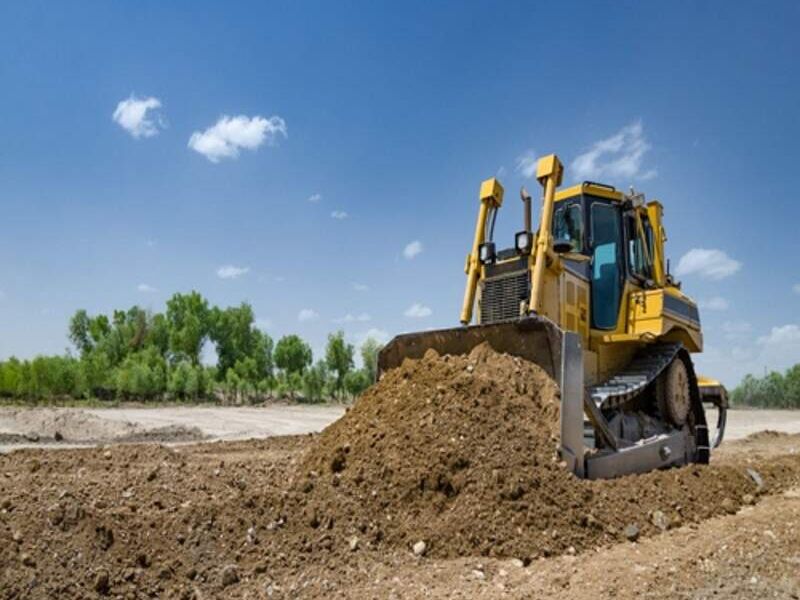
[296,344,798,559]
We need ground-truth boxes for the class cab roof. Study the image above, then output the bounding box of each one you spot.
[554,182,624,202]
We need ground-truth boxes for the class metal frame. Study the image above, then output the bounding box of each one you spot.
[559,331,695,480]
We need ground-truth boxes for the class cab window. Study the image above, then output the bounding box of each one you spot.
[626,213,654,280]
[553,201,585,253]
[591,203,623,330]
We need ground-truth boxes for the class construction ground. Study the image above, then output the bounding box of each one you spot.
[1,346,799,599]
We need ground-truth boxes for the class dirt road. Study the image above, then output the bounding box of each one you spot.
[0,404,345,452]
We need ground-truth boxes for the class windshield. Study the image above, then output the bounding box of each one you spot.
[553,201,585,252]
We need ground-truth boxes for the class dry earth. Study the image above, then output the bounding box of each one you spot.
[1,348,799,599]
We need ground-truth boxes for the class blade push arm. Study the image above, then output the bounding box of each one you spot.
[528,154,563,314]
[460,178,504,324]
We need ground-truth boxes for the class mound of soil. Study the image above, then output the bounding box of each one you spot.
[296,344,792,560]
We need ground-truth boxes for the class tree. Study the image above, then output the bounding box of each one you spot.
[785,364,800,408]
[209,303,273,383]
[360,337,383,383]
[302,361,329,403]
[325,331,354,398]
[344,369,370,398]
[69,310,93,355]
[274,335,312,376]
[166,292,210,364]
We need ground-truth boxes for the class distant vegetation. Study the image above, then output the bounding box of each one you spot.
[730,364,800,408]
[0,292,382,405]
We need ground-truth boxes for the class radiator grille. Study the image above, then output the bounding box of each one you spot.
[480,270,529,324]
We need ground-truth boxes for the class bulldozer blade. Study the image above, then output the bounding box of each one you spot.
[377,316,564,381]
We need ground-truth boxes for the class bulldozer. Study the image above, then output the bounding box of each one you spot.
[378,154,728,479]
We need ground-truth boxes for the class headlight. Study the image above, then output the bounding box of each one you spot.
[478,241,496,264]
[515,231,533,254]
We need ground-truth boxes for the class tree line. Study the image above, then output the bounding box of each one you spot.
[0,291,383,404]
[730,364,800,408]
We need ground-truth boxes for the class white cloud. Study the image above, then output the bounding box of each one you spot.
[793,283,800,295]
[112,95,164,138]
[188,114,287,162]
[404,303,432,318]
[699,297,729,311]
[403,240,423,260]
[722,320,752,340]
[355,327,391,346]
[216,265,250,279]
[571,121,656,182]
[333,313,371,324]
[308,193,322,203]
[515,150,539,179]
[675,248,741,280]
[255,318,272,330]
[137,283,157,293]
[758,324,800,346]
[298,308,319,322]
[352,282,369,292]
[331,210,348,220]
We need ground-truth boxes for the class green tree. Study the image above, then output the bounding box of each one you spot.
[69,310,93,355]
[209,303,273,383]
[302,361,329,403]
[166,292,210,364]
[344,369,370,399]
[325,331,354,398]
[360,337,383,383]
[274,335,312,376]
[785,364,800,408]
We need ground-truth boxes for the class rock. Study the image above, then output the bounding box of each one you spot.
[246,526,258,544]
[721,497,737,514]
[651,510,669,531]
[103,450,112,460]
[94,570,110,594]
[742,493,756,505]
[54,431,63,441]
[24,432,40,442]
[95,525,114,551]
[349,536,359,551]
[746,468,764,491]
[221,565,240,587]
[466,365,474,373]
[146,469,158,482]
[11,530,23,543]
[624,524,640,542]
[471,569,486,580]
[1,499,11,510]
[21,553,35,567]
[510,558,525,568]
[412,540,427,556]
[136,553,150,568]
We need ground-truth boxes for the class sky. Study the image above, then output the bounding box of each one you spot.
[0,1,798,386]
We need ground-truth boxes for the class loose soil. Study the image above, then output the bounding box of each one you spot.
[1,346,799,598]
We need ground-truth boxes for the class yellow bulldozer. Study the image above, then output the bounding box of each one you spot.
[378,154,728,479]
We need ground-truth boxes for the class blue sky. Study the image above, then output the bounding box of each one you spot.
[0,1,798,386]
